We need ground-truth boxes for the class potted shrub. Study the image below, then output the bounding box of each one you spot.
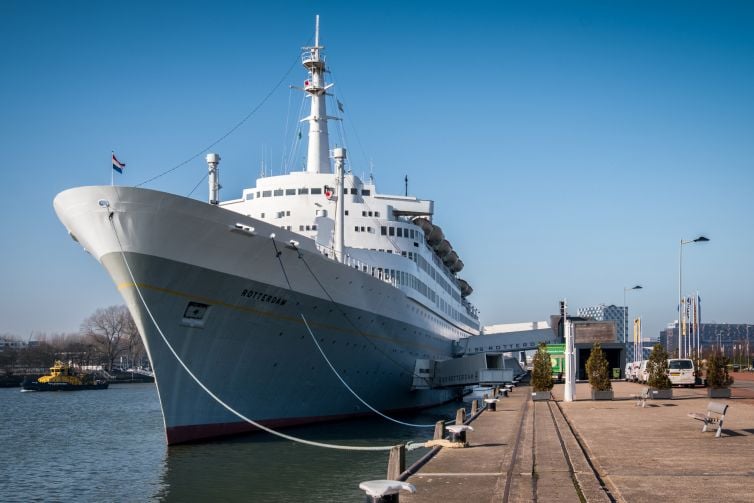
[585,342,613,400]
[647,343,672,399]
[531,342,553,401]
[706,352,734,398]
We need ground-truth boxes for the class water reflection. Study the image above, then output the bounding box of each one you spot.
[158,404,464,502]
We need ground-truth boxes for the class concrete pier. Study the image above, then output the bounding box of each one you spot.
[402,375,754,502]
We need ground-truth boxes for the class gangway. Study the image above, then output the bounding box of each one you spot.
[411,353,524,390]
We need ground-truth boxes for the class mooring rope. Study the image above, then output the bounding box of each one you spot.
[108,214,402,452]
[270,239,438,429]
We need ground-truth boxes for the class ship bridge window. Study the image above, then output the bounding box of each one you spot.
[245,193,254,200]
[362,189,371,196]
[362,211,367,217]
[262,190,272,197]
[311,187,322,194]
[350,188,358,195]
[389,227,395,236]
[298,188,309,194]
[375,211,380,217]
[397,228,403,237]
[345,210,349,216]
[274,189,284,196]
[285,189,296,196]
[381,226,387,235]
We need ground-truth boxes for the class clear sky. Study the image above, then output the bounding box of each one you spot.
[1,0,752,342]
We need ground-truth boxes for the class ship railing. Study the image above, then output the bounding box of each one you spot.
[462,299,480,320]
[315,243,398,287]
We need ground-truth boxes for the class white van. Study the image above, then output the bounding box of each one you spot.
[667,359,695,387]
[638,360,649,383]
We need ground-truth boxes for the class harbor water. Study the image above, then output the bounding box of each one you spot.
[0,384,465,502]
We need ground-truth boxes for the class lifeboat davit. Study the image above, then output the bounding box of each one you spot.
[451,259,464,273]
[458,279,473,298]
[434,239,451,258]
[427,225,444,247]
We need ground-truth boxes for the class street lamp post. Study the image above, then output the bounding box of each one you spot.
[679,236,709,358]
[624,285,642,364]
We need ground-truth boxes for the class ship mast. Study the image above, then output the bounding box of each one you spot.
[301,15,332,174]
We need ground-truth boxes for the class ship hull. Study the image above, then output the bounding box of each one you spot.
[21,381,109,391]
[54,186,461,444]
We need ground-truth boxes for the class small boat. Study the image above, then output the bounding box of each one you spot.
[21,360,109,391]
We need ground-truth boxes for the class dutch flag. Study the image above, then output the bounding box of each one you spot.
[112,153,126,174]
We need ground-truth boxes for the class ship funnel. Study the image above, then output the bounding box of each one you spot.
[206,153,221,205]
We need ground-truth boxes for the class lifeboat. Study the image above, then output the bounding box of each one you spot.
[426,225,444,246]
[443,250,459,267]
[458,279,473,298]
[451,259,464,273]
[434,239,451,258]
[412,217,433,236]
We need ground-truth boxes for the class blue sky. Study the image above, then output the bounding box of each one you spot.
[1,1,752,342]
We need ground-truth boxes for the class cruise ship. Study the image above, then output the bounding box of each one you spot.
[53,18,480,444]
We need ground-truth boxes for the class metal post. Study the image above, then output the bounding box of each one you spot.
[623,285,642,366]
[679,236,710,358]
[563,299,575,402]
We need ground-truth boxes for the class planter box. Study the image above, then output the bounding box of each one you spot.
[591,389,614,400]
[650,388,672,400]
[708,388,731,398]
[531,391,551,401]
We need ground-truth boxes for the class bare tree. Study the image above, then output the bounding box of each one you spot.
[81,305,130,371]
[123,311,145,369]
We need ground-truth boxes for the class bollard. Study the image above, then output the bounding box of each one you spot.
[501,389,508,397]
[446,424,473,445]
[484,398,498,412]
[359,480,416,503]
[455,407,466,425]
[471,399,478,416]
[433,420,445,441]
[386,444,405,480]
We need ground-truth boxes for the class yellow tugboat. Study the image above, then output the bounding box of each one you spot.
[21,360,109,391]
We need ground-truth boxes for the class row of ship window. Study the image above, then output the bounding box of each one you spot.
[246,187,371,199]
[277,225,318,231]
[381,226,422,240]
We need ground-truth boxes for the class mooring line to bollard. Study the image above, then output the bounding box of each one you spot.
[271,239,442,429]
[299,313,439,429]
[109,218,408,452]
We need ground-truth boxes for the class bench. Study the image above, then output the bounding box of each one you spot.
[633,387,650,407]
[687,401,729,438]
